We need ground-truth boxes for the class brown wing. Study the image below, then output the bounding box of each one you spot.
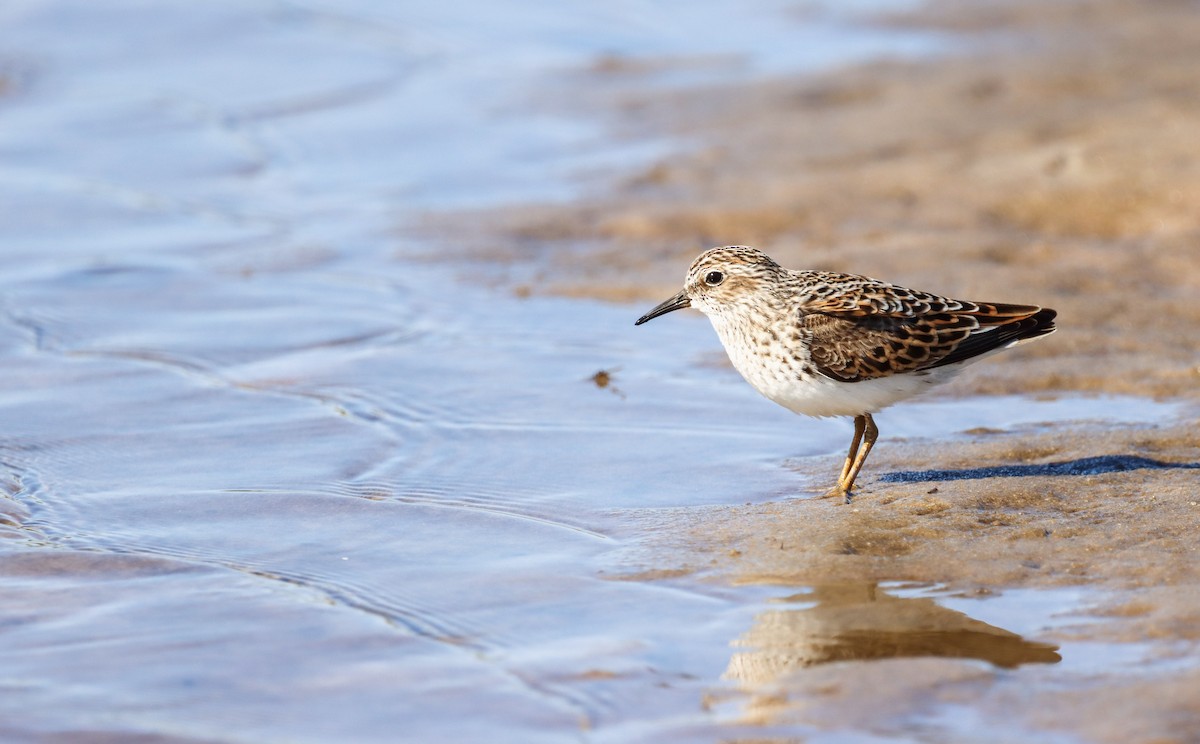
[800,277,1056,383]
[800,273,1041,320]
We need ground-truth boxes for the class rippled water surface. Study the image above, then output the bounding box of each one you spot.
[0,2,1182,742]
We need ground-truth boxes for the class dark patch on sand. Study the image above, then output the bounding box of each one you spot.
[881,453,1200,483]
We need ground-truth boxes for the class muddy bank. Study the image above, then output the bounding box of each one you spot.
[429,0,1200,597]
[611,413,1200,737]
[427,0,1200,400]
[429,0,1200,598]
[417,0,1200,604]
[667,418,1200,594]
[421,0,1200,737]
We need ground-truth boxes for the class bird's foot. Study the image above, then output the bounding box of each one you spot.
[820,485,853,504]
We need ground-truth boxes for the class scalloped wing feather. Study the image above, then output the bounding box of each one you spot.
[799,276,1056,383]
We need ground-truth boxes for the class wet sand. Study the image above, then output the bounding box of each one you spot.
[3,1,1196,740]
[428,0,1200,737]
[436,0,1200,398]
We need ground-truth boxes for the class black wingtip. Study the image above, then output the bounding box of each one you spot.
[1021,308,1057,341]
[926,307,1058,370]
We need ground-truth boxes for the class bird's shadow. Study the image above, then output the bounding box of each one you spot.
[880,454,1200,484]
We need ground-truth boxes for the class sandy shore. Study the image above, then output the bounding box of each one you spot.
[423,0,1200,736]
[430,0,1200,401]
[430,0,1200,582]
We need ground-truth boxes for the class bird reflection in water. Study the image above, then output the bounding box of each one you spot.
[725,583,1061,689]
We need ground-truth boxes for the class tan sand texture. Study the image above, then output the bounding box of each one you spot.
[420,0,1200,736]
[426,0,1200,400]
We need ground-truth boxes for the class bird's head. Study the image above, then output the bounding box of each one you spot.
[635,246,783,325]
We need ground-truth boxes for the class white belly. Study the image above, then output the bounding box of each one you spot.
[749,367,954,418]
[710,317,963,418]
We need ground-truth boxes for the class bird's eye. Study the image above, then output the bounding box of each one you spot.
[704,270,725,286]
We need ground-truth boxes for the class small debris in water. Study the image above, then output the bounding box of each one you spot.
[589,368,625,398]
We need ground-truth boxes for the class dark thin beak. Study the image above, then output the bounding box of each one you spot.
[635,290,691,325]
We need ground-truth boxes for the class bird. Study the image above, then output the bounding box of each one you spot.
[635,246,1056,501]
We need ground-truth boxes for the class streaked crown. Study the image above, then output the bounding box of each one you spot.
[683,245,785,316]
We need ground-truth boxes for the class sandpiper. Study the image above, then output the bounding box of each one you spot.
[636,246,1056,500]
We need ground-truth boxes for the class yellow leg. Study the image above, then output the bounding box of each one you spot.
[822,414,866,500]
[838,415,866,485]
[841,413,879,495]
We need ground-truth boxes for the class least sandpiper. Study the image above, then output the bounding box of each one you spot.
[636,246,1056,500]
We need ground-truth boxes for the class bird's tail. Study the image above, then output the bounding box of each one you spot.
[927,305,1057,369]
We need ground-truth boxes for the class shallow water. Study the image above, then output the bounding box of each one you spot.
[0,2,1187,742]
